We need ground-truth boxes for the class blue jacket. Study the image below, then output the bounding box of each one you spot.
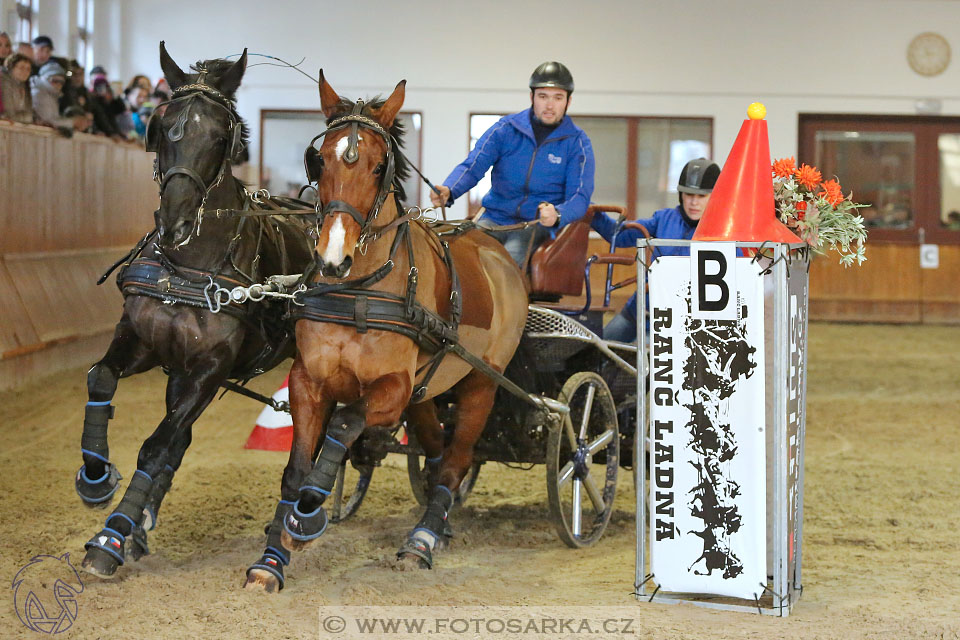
[592,206,697,321]
[443,108,595,229]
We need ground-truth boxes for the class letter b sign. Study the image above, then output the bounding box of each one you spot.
[691,243,737,320]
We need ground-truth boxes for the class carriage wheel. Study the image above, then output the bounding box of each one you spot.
[547,371,619,548]
[407,454,482,507]
[328,458,373,524]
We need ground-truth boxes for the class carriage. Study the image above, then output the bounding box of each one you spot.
[311,204,646,549]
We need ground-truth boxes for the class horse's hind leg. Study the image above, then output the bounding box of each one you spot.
[81,367,223,578]
[246,358,335,592]
[76,314,156,509]
[398,370,497,569]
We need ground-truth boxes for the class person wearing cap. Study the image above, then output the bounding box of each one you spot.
[429,61,595,267]
[30,36,67,76]
[30,61,89,132]
[592,157,722,343]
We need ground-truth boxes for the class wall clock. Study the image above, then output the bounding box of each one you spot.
[907,32,951,77]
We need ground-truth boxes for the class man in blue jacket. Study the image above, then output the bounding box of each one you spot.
[593,157,721,342]
[429,61,595,266]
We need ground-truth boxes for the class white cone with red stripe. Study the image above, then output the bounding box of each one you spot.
[245,375,293,451]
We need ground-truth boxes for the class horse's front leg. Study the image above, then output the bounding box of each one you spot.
[76,314,156,510]
[245,357,334,592]
[81,364,226,578]
[280,371,412,554]
[398,370,497,569]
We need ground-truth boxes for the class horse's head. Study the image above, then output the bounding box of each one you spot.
[308,71,407,278]
[150,41,248,249]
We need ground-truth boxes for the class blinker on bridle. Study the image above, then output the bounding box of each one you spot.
[304,98,398,249]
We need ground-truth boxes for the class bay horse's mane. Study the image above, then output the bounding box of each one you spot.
[326,95,410,202]
[179,58,251,155]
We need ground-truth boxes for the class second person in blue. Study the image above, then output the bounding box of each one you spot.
[593,157,721,343]
[429,61,595,267]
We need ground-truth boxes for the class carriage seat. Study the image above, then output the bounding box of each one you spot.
[528,204,625,313]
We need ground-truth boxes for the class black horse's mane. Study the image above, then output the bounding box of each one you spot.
[181,58,250,155]
[327,95,410,202]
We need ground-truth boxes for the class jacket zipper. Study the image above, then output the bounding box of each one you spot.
[515,134,571,218]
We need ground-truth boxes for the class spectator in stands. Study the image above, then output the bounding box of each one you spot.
[126,74,152,96]
[90,77,124,136]
[89,65,107,87]
[0,32,12,62]
[59,59,88,113]
[30,61,88,132]
[17,41,33,59]
[592,157,721,343]
[154,77,171,101]
[0,53,35,124]
[116,84,148,137]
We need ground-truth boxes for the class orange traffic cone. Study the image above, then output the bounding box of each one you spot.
[693,103,801,243]
[245,375,293,451]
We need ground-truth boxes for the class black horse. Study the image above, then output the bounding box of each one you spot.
[76,42,314,579]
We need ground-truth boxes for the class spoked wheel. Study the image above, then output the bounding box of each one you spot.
[547,371,619,548]
[407,454,482,507]
[328,451,374,524]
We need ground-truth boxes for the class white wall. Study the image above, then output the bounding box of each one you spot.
[118,0,960,216]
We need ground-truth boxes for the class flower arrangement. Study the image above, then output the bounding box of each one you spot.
[772,157,867,266]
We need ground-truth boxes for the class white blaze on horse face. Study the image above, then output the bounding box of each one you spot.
[334,134,363,161]
[193,114,201,124]
[321,214,347,268]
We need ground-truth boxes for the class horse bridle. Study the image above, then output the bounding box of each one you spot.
[303,99,397,250]
[146,82,244,243]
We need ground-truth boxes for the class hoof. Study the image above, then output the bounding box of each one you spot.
[282,501,328,550]
[397,537,433,570]
[243,568,282,593]
[82,546,122,578]
[75,463,121,508]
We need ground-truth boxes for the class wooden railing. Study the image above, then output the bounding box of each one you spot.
[0,122,158,389]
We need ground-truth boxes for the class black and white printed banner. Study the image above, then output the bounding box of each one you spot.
[648,251,766,599]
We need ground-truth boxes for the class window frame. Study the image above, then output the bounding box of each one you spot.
[15,0,38,44]
[258,108,424,206]
[799,113,960,245]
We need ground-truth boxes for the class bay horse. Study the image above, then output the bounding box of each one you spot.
[76,42,314,579]
[243,73,528,592]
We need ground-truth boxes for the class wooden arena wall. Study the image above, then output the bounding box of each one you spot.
[0,123,158,390]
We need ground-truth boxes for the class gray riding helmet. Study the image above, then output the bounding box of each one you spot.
[678,157,721,195]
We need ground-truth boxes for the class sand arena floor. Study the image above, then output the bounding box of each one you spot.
[0,323,958,639]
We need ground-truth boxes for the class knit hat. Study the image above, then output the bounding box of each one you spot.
[39,61,66,80]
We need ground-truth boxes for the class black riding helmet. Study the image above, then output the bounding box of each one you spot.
[678,157,720,195]
[529,61,574,94]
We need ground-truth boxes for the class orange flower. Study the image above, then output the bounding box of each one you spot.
[819,179,844,207]
[795,200,807,220]
[772,157,797,178]
[794,163,822,190]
